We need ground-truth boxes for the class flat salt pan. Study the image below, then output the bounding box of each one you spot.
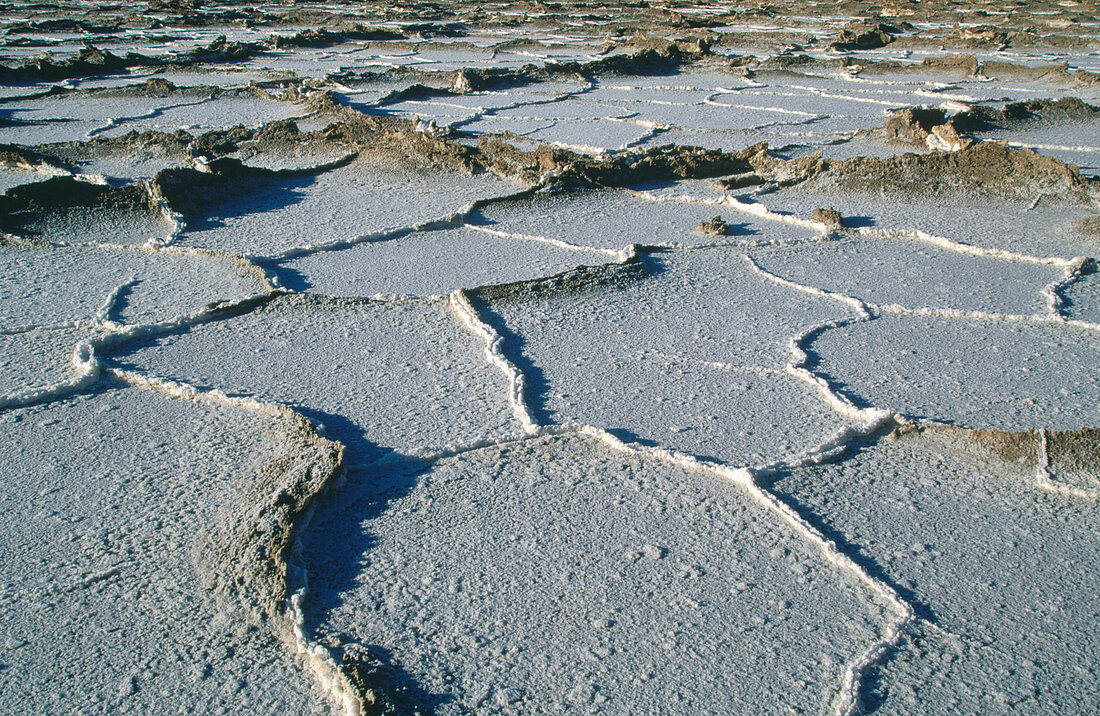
[0,326,88,396]
[98,94,308,136]
[749,236,1064,315]
[474,188,820,251]
[173,156,520,257]
[274,226,608,297]
[634,128,765,151]
[59,73,160,90]
[811,313,1100,430]
[455,114,557,137]
[584,72,754,101]
[0,385,327,715]
[0,244,268,329]
[722,87,909,118]
[751,184,1100,259]
[240,53,398,78]
[617,99,816,131]
[762,114,887,134]
[517,118,658,152]
[775,135,922,160]
[368,83,587,126]
[144,69,297,87]
[492,98,635,120]
[771,426,1100,714]
[933,80,1100,104]
[6,93,207,123]
[369,99,483,126]
[577,86,720,107]
[747,72,931,96]
[301,433,890,714]
[482,249,860,465]
[110,294,518,464]
[0,119,105,145]
[228,141,355,172]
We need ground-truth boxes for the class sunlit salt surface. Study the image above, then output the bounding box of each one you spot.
[0,243,268,328]
[474,187,822,249]
[751,183,1100,259]
[301,433,890,714]
[772,426,1100,714]
[0,385,326,714]
[273,226,610,297]
[481,249,860,466]
[749,235,1065,315]
[111,294,519,464]
[2,3,1100,714]
[812,314,1100,429]
[0,325,89,395]
[1064,271,1100,324]
[97,93,309,137]
[171,155,520,257]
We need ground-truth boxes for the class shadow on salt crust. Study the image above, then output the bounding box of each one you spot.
[301,433,891,714]
[770,425,1100,715]
[108,294,519,465]
[0,385,328,714]
[3,177,174,247]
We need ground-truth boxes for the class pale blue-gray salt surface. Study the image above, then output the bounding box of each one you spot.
[771,426,1100,714]
[0,386,328,715]
[300,434,891,714]
[3,7,1100,716]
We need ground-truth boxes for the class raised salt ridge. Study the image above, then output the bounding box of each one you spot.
[2,3,1100,715]
[771,425,1100,714]
[301,433,892,714]
[0,385,327,714]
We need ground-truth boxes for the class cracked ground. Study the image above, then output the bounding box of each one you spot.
[2,1,1100,714]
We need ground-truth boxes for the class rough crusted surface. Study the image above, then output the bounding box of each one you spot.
[2,2,1100,715]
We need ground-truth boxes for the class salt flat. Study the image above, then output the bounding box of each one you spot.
[2,2,1100,714]
[0,384,330,714]
[771,425,1100,713]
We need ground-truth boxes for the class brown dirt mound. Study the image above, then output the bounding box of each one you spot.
[1047,428,1100,476]
[831,22,901,51]
[920,424,1040,467]
[697,215,731,236]
[1,177,158,232]
[826,142,1090,201]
